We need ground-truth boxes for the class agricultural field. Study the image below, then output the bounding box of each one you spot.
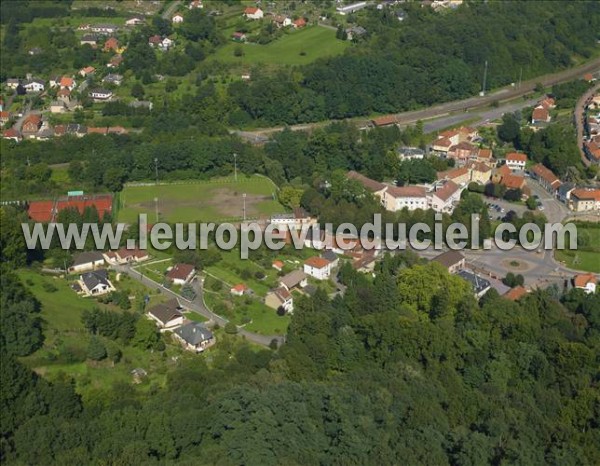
[211,25,349,66]
[118,175,283,224]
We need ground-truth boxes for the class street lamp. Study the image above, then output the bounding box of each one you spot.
[154,158,159,185]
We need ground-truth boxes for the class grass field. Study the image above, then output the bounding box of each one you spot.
[554,223,600,273]
[118,175,283,224]
[211,25,349,66]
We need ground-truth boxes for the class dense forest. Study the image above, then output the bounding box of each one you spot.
[2,252,599,464]
[230,1,600,125]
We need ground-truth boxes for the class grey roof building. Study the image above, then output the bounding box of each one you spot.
[174,322,214,351]
[457,270,491,298]
[81,269,110,291]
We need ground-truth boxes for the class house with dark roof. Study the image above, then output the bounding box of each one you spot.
[458,270,491,298]
[279,270,307,291]
[69,251,105,273]
[173,322,215,352]
[147,298,184,330]
[79,269,114,296]
[432,250,465,274]
[167,263,195,285]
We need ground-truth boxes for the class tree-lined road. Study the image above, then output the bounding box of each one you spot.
[574,81,600,167]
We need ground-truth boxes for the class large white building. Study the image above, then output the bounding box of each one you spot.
[381,186,428,212]
[304,257,332,280]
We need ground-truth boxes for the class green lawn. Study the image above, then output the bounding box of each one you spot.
[118,175,283,224]
[211,25,349,66]
[554,223,600,273]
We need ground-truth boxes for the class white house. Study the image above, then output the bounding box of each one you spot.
[574,274,597,294]
[381,185,428,212]
[6,79,20,90]
[336,2,367,15]
[397,147,425,161]
[79,269,114,296]
[230,283,248,296]
[505,152,527,171]
[244,6,264,19]
[427,180,462,213]
[265,287,294,313]
[69,251,105,273]
[125,16,145,26]
[89,89,113,101]
[304,257,332,280]
[103,248,149,265]
[166,263,195,286]
[23,79,45,93]
[189,0,203,8]
[172,13,184,23]
[147,298,185,331]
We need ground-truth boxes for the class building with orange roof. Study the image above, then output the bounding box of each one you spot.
[243,6,263,19]
[503,286,528,301]
[570,188,600,211]
[505,152,528,171]
[428,180,462,213]
[531,106,551,126]
[573,273,597,294]
[531,164,561,193]
[272,260,285,271]
[381,185,427,211]
[370,115,398,127]
[437,167,470,185]
[500,173,526,191]
[103,37,119,52]
[230,283,248,296]
[304,257,332,280]
[293,17,306,28]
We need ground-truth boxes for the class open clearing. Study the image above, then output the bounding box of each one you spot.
[211,25,349,66]
[555,223,600,273]
[118,175,283,223]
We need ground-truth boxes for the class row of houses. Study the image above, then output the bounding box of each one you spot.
[4,117,127,142]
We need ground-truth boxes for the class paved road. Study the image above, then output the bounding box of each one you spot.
[115,264,284,348]
[232,57,600,140]
[575,82,600,167]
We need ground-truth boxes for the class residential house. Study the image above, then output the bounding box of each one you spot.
[293,18,307,28]
[173,322,215,352]
[465,161,492,184]
[172,13,184,23]
[272,260,284,272]
[232,32,247,42]
[321,250,339,268]
[60,76,76,91]
[432,250,465,273]
[0,111,11,126]
[3,128,22,142]
[574,273,597,294]
[272,15,291,28]
[125,16,145,26]
[103,37,119,52]
[244,7,264,19]
[346,26,367,40]
[167,263,195,285]
[107,55,123,68]
[103,248,149,265]
[531,164,561,194]
[531,106,551,126]
[6,78,20,89]
[230,283,248,296]
[503,286,528,301]
[381,185,428,212]
[437,167,470,186]
[57,88,71,103]
[78,23,91,31]
[505,152,527,171]
[66,123,88,137]
[21,114,42,138]
[80,269,114,296]
[159,37,174,50]
[69,251,104,273]
[80,34,98,46]
[428,180,462,213]
[23,78,45,93]
[148,35,162,47]
[570,188,600,211]
[129,100,153,111]
[79,66,95,77]
[474,148,494,166]
[89,89,113,101]
[431,137,453,154]
[347,170,387,199]
[189,0,203,8]
[500,173,527,192]
[448,141,478,165]
[397,147,425,161]
[279,270,308,291]
[265,287,294,313]
[91,24,118,34]
[491,164,511,184]
[147,298,184,330]
[584,136,600,164]
[304,257,332,280]
[102,74,124,86]
[458,270,491,298]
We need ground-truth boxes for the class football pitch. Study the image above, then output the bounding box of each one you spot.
[117,176,283,224]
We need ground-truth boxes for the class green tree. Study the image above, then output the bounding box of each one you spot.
[87,336,107,361]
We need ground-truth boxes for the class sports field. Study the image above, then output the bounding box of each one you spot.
[211,26,349,66]
[118,176,283,223]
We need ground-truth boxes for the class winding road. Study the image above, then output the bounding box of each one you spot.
[574,81,600,167]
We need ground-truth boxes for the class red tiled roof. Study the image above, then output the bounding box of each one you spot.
[574,273,597,287]
[571,188,600,202]
[371,115,397,126]
[347,171,385,192]
[60,76,74,87]
[503,286,528,301]
[506,152,527,162]
[496,164,511,178]
[231,283,247,292]
[386,185,427,198]
[293,17,306,27]
[478,148,493,159]
[244,6,259,14]
[501,174,526,190]
[583,73,594,82]
[27,200,55,222]
[433,180,460,201]
[167,263,195,281]
[272,260,284,268]
[531,164,560,188]
[433,137,452,148]
[3,128,20,139]
[532,107,549,122]
[437,167,468,181]
[305,257,330,269]
[466,161,491,173]
[104,37,119,50]
[149,35,161,43]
